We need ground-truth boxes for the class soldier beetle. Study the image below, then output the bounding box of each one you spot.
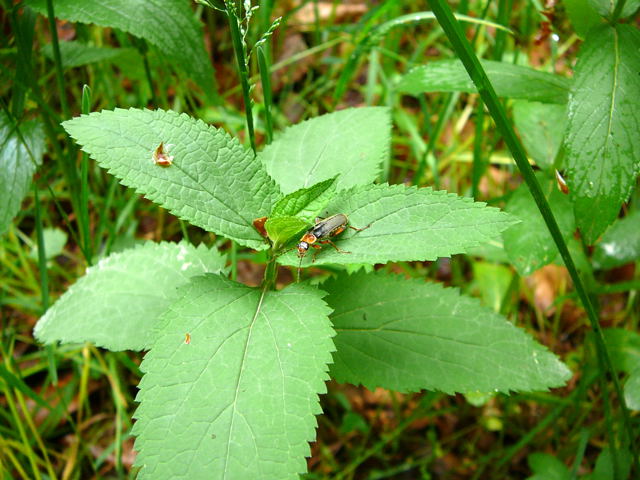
[295,214,370,280]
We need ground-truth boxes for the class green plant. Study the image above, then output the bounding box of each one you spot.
[33,106,571,478]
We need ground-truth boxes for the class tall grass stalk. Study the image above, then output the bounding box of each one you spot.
[427,0,638,475]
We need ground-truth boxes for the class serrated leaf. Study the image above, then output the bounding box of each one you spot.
[41,40,137,69]
[34,242,227,351]
[512,100,565,170]
[25,0,215,91]
[277,184,516,266]
[503,174,575,276]
[132,275,335,479]
[564,25,640,244]
[264,216,308,247]
[0,113,44,234]
[62,108,280,249]
[271,177,336,222]
[398,59,571,104]
[592,209,640,269]
[259,107,391,194]
[324,272,571,394]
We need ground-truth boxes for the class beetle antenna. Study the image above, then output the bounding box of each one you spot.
[296,255,303,283]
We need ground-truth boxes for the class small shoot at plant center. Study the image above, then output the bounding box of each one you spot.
[152,142,174,167]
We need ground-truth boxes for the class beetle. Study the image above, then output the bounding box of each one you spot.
[296,213,369,259]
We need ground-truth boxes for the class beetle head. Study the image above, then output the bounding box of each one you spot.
[297,241,309,257]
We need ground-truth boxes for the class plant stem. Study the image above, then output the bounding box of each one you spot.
[226,4,256,153]
[80,85,92,265]
[427,0,638,474]
[257,45,273,144]
[44,0,70,119]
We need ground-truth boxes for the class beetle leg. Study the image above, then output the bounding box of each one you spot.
[348,223,371,232]
[318,239,351,254]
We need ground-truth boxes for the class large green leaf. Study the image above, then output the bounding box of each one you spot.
[324,272,571,393]
[132,275,334,479]
[62,108,280,249]
[527,453,571,480]
[512,100,565,170]
[592,209,640,269]
[0,113,44,234]
[259,107,391,194]
[503,175,575,276]
[34,242,227,351]
[277,184,516,266]
[397,59,571,104]
[26,0,215,91]
[564,25,640,244]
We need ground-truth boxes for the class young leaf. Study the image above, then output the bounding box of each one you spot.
[398,59,571,104]
[324,272,571,394]
[34,242,227,351]
[564,25,640,244]
[62,108,280,249]
[264,216,308,247]
[132,275,335,479]
[592,209,640,269]
[259,107,391,194]
[512,101,565,170]
[277,184,516,266]
[271,177,337,222]
[25,0,215,91]
[0,114,44,235]
[503,174,575,276]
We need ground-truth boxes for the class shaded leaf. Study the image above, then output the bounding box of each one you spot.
[260,107,391,194]
[278,184,516,267]
[563,0,602,38]
[503,174,575,276]
[512,100,565,170]
[527,453,571,480]
[62,108,280,249]
[26,0,215,91]
[132,275,334,479]
[398,59,571,104]
[601,328,640,374]
[564,25,640,244]
[0,113,44,234]
[592,210,640,269]
[587,0,640,18]
[41,40,137,69]
[471,262,514,312]
[34,242,227,351]
[324,272,571,393]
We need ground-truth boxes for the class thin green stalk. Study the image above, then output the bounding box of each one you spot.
[471,104,485,198]
[34,185,58,385]
[226,4,256,152]
[256,45,273,144]
[44,0,69,119]
[612,0,628,22]
[80,85,92,265]
[427,0,638,474]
